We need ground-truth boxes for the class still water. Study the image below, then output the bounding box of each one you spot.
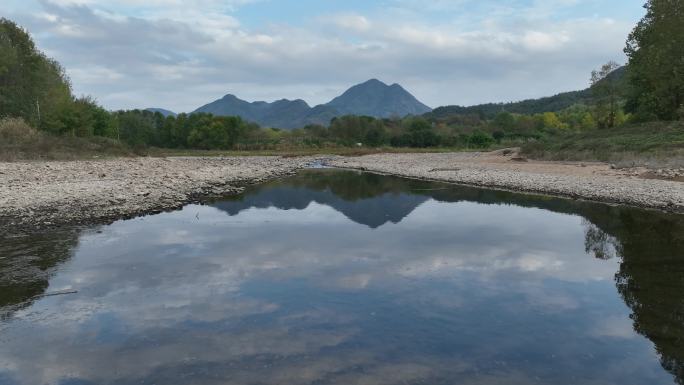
[1,169,683,385]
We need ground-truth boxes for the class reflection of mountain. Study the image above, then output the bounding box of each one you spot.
[213,170,431,228]
[214,186,428,229]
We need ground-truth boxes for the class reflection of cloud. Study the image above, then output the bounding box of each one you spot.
[523,287,580,312]
[1,180,657,385]
[592,315,638,339]
[516,254,564,272]
[335,273,373,290]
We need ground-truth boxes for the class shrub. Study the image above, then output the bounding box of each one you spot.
[0,117,40,144]
[469,131,495,148]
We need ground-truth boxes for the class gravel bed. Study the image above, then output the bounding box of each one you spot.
[327,152,684,213]
[2,152,682,234]
[0,156,320,233]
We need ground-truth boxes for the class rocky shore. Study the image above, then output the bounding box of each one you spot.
[327,152,684,213]
[2,152,683,234]
[0,156,319,233]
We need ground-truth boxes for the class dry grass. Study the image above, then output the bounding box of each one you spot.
[0,118,133,161]
[521,121,684,168]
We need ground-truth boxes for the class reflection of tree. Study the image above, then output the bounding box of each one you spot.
[570,206,684,384]
[582,219,620,260]
[606,212,684,384]
[0,229,80,319]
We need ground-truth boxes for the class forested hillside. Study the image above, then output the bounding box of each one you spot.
[427,67,627,120]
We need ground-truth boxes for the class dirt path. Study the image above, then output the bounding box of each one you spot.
[327,151,684,213]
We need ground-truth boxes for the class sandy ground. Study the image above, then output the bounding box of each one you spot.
[327,151,684,213]
[0,156,318,232]
[2,152,682,233]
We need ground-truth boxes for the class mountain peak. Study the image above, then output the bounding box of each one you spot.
[325,80,431,118]
[221,94,240,101]
[361,78,387,86]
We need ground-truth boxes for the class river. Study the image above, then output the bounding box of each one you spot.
[1,169,683,384]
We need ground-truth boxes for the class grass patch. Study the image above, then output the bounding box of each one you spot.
[521,121,684,168]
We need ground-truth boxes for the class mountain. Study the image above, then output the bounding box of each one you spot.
[145,108,177,117]
[426,66,627,120]
[192,79,431,129]
[327,79,431,117]
[193,95,333,129]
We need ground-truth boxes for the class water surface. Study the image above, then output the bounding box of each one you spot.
[1,169,683,385]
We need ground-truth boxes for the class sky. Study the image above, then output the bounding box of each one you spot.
[3,0,646,112]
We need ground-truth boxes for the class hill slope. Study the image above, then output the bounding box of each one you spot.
[426,67,627,120]
[145,108,177,117]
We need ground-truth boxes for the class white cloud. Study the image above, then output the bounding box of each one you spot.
[326,13,372,33]
[3,0,640,112]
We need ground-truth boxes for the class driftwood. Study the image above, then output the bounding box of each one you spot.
[31,290,78,300]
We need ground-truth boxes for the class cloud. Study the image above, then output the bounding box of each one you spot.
[3,0,641,112]
[325,13,372,33]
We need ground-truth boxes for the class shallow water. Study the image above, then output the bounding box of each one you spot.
[1,169,684,385]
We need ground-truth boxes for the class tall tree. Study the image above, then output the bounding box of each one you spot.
[0,18,72,127]
[625,0,684,120]
[591,61,622,128]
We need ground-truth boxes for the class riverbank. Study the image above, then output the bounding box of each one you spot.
[327,151,684,213]
[2,152,683,234]
[0,156,319,233]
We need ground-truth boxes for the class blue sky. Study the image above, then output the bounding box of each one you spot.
[3,0,646,112]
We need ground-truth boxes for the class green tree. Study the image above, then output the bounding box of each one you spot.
[117,110,156,147]
[468,131,494,148]
[0,18,72,127]
[330,115,385,145]
[493,111,516,131]
[625,0,684,120]
[541,112,566,130]
[580,113,597,130]
[390,118,438,147]
[591,61,622,128]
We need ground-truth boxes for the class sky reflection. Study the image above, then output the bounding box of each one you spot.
[0,170,679,385]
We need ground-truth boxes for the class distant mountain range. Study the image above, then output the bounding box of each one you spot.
[145,67,626,127]
[193,79,432,129]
